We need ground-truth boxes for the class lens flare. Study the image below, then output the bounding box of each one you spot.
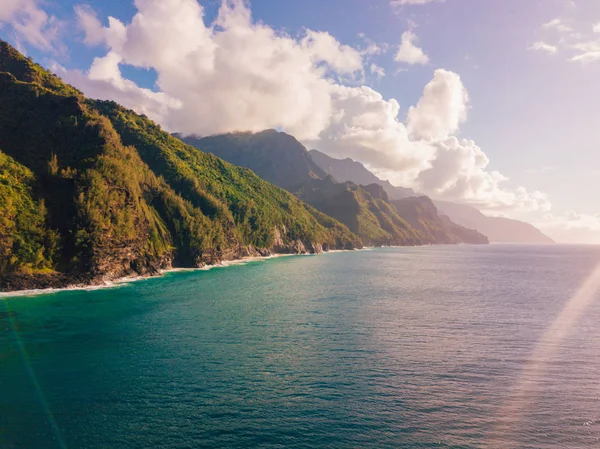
[495,262,600,440]
[2,300,67,449]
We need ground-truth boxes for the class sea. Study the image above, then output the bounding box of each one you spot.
[2,244,600,448]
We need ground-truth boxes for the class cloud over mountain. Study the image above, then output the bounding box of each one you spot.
[53,0,549,214]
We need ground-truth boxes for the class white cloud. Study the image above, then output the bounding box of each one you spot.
[542,18,572,33]
[395,30,430,65]
[0,0,60,50]
[308,71,549,213]
[66,0,549,214]
[300,30,363,76]
[416,137,551,212]
[570,39,600,63]
[534,17,600,64]
[370,63,386,79]
[67,0,346,140]
[358,33,388,56]
[74,4,126,49]
[407,69,469,140]
[529,41,558,54]
[308,84,434,185]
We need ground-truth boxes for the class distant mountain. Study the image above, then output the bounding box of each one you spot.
[0,40,359,291]
[434,201,555,244]
[309,149,415,199]
[310,149,554,244]
[183,131,488,246]
[392,197,489,245]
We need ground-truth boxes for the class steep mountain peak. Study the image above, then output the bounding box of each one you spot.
[180,130,330,191]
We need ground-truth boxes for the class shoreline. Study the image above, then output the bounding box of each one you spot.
[0,247,380,299]
[0,252,324,299]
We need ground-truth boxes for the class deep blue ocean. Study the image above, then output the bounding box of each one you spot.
[2,245,600,448]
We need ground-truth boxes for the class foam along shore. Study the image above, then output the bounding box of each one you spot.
[0,247,382,299]
[0,253,311,299]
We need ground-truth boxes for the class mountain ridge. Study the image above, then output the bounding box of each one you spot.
[309,149,415,200]
[0,40,359,292]
[309,149,554,244]
[182,131,488,247]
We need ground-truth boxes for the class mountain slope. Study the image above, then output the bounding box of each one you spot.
[310,149,553,244]
[185,132,424,245]
[435,201,555,244]
[0,40,359,291]
[184,131,487,246]
[392,197,488,245]
[309,149,415,199]
[186,131,329,191]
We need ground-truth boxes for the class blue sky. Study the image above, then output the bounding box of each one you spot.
[1,0,599,242]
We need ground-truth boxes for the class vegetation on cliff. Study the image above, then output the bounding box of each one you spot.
[0,40,359,290]
[184,131,488,246]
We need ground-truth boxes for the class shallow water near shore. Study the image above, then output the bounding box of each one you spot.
[2,244,600,448]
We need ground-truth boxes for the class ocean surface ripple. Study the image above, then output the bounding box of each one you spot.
[2,244,600,448]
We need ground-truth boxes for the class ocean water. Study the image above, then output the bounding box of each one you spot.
[2,245,600,448]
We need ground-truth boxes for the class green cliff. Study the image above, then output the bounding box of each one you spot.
[0,40,359,291]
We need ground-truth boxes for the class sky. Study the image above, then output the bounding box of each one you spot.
[0,0,599,242]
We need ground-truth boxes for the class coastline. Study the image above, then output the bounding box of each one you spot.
[0,252,315,299]
[0,247,380,299]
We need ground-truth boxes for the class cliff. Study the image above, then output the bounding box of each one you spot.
[0,40,360,291]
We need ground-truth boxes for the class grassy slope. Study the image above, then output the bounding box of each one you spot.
[188,132,427,246]
[0,151,58,274]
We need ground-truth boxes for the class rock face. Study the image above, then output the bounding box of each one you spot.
[183,130,488,247]
[0,40,360,292]
[435,201,555,244]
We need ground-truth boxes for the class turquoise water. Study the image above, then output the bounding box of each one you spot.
[2,245,600,448]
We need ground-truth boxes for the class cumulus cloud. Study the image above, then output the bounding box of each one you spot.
[594,22,600,33]
[0,0,61,50]
[416,137,551,212]
[67,0,353,140]
[394,30,430,65]
[407,69,469,140]
[529,41,558,54]
[307,84,434,185]
[300,30,363,76]
[309,71,548,213]
[65,0,549,214]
